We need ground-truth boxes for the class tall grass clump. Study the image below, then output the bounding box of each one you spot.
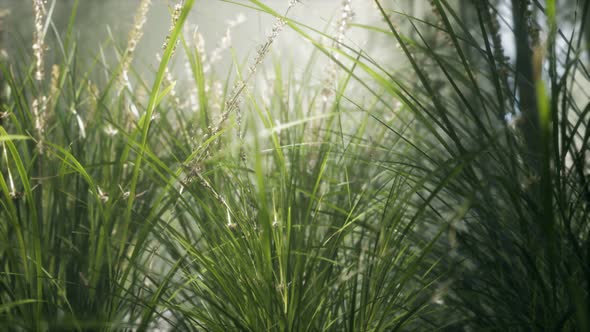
[1,0,589,330]
[255,0,589,329]
[144,1,445,329]
[0,0,195,329]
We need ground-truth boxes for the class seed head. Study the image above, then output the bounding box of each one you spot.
[32,0,47,81]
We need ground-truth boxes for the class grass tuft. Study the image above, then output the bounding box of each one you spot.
[0,0,588,330]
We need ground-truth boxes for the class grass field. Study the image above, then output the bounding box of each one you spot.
[1,0,589,330]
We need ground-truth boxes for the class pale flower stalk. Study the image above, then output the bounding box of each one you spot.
[206,1,298,141]
[32,96,47,153]
[321,0,354,104]
[161,3,183,55]
[119,0,151,94]
[32,0,48,153]
[32,0,46,81]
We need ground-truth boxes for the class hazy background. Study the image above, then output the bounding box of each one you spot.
[0,0,415,81]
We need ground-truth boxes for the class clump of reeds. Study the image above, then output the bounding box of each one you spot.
[2,1,588,330]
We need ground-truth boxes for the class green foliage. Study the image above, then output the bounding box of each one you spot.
[0,0,589,331]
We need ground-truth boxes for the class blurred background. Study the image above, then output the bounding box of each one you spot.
[0,0,414,79]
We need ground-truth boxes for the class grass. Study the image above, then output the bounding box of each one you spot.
[1,0,589,330]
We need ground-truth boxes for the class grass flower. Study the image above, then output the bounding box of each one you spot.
[320,0,354,105]
[205,1,298,145]
[118,0,151,93]
[162,2,183,55]
[32,0,46,81]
